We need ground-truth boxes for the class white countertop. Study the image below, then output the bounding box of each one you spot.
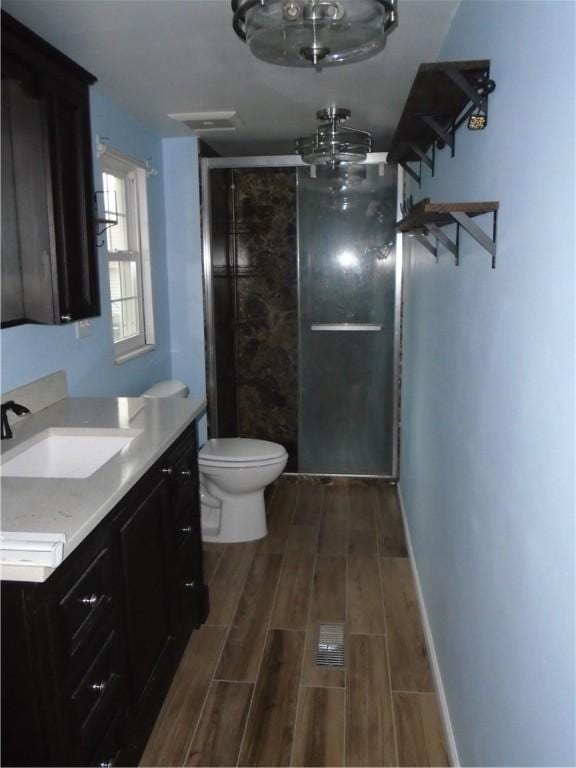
[0,396,206,583]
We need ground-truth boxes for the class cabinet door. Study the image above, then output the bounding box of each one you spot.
[119,476,173,708]
[1,584,50,767]
[1,11,100,328]
[1,53,58,325]
[46,80,100,322]
[1,79,24,325]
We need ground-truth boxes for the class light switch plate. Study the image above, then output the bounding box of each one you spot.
[76,320,92,339]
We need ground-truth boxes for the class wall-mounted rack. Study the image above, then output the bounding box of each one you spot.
[396,198,499,268]
[388,60,495,186]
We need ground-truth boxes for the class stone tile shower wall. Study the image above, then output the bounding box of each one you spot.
[232,169,298,469]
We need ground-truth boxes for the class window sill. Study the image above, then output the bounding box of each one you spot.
[114,344,155,365]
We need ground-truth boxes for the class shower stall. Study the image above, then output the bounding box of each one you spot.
[200,155,403,478]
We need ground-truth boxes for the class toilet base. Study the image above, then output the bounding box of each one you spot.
[201,490,267,543]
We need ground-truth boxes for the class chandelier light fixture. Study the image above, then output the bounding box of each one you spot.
[232,0,398,69]
[296,107,373,167]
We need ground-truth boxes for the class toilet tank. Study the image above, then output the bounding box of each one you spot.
[142,379,189,398]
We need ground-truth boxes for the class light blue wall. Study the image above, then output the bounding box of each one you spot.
[1,89,173,397]
[162,137,207,441]
[400,2,575,766]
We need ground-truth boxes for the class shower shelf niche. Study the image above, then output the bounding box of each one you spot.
[388,59,495,186]
[396,198,499,268]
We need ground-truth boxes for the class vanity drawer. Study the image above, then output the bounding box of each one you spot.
[67,630,127,762]
[70,629,119,722]
[172,534,204,632]
[57,547,114,655]
[88,704,127,768]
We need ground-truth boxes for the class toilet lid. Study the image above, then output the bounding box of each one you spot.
[199,438,286,463]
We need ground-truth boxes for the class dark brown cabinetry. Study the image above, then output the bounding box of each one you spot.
[1,421,208,767]
[1,11,100,328]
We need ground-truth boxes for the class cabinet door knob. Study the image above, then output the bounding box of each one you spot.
[180,525,193,535]
[79,593,99,606]
[180,469,193,478]
[161,467,174,476]
[90,680,108,693]
[185,581,195,590]
[60,313,72,322]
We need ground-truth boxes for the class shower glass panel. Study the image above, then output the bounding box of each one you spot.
[298,163,399,475]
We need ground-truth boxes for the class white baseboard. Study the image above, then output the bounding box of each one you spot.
[396,482,461,767]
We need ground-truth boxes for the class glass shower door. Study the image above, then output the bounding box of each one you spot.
[297,163,399,476]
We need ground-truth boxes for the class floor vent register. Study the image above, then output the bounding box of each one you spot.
[315,622,345,667]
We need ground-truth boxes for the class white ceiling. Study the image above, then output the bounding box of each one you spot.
[2,0,459,155]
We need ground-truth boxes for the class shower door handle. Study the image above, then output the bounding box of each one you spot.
[310,323,383,332]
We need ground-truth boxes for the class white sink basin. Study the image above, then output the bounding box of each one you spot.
[1,427,142,479]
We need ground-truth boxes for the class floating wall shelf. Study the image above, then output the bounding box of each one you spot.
[389,59,495,186]
[396,198,500,268]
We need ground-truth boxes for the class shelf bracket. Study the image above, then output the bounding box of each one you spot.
[444,68,485,110]
[419,115,455,157]
[450,210,498,268]
[408,141,435,176]
[444,67,495,132]
[400,159,421,186]
[426,222,459,265]
[414,232,438,261]
[94,190,118,248]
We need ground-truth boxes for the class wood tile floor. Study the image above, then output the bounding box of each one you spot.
[141,477,450,767]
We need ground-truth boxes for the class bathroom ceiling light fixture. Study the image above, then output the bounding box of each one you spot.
[232,0,398,69]
[296,107,373,167]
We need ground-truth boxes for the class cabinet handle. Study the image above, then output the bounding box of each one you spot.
[98,760,114,767]
[180,469,193,478]
[60,313,72,322]
[79,593,99,606]
[185,581,195,590]
[90,680,108,693]
[161,467,174,476]
[180,525,193,535]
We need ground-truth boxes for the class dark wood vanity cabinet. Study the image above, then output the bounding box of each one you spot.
[1,11,100,328]
[1,422,208,767]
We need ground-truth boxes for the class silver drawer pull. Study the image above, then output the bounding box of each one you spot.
[60,313,72,322]
[161,467,174,476]
[310,323,383,331]
[79,593,98,606]
[98,760,114,767]
[185,581,195,590]
[180,526,193,535]
[180,469,193,478]
[90,680,108,693]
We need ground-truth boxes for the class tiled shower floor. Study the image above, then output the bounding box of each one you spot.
[141,476,449,767]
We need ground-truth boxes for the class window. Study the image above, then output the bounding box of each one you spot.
[101,148,155,362]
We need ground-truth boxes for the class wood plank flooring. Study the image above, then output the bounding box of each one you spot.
[141,477,449,767]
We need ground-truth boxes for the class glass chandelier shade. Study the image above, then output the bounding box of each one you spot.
[232,0,398,69]
[296,108,373,166]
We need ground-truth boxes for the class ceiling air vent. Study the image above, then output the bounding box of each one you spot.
[169,111,240,133]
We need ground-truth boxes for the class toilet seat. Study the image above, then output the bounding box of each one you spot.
[199,438,287,469]
[199,456,285,469]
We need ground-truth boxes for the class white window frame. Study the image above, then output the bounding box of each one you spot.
[100,146,155,363]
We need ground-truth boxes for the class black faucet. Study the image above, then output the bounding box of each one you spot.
[1,401,31,440]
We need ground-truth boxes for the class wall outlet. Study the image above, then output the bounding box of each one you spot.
[76,320,92,339]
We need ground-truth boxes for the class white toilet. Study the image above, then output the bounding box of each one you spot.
[142,380,287,544]
[198,438,287,543]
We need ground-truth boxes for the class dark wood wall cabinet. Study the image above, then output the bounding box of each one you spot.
[1,11,100,328]
[1,422,209,767]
